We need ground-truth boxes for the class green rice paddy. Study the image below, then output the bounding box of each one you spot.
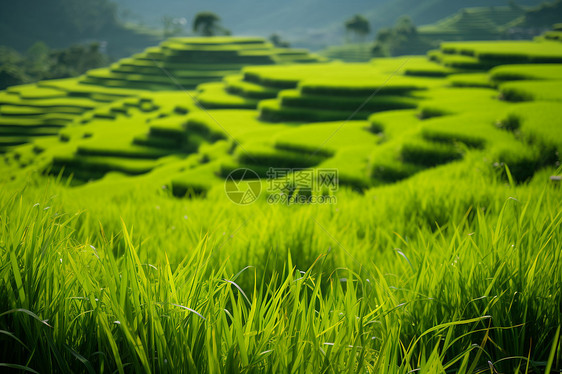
[0,33,561,373]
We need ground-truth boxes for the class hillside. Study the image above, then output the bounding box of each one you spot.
[320,1,560,61]
[114,0,381,33]
[113,0,544,49]
[0,0,160,58]
[420,0,562,41]
[419,5,527,40]
[508,0,562,31]
[362,0,541,31]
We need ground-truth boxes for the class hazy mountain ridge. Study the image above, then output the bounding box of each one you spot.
[0,0,159,58]
[0,0,548,57]
[115,0,382,34]
[114,0,545,49]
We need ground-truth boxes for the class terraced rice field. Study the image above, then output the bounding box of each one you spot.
[2,36,560,195]
[0,33,561,373]
[0,37,325,155]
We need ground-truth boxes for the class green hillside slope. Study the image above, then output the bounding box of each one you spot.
[1,33,561,195]
[0,0,160,58]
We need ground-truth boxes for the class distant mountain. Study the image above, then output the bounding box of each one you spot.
[418,5,529,40]
[0,0,547,55]
[510,0,562,29]
[362,0,542,29]
[114,0,383,39]
[0,0,159,58]
[113,0,545,49]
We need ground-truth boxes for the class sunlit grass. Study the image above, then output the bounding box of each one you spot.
[0,165,561,372]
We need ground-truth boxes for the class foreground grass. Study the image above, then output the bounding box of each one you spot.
[0,164,561,373]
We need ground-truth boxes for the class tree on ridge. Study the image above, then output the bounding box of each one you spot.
[193,12,230,36]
